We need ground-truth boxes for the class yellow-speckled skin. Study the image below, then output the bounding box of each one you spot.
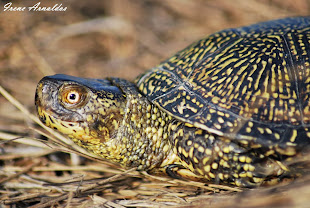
[36,17,310,187]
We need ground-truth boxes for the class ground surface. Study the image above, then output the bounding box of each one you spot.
[1,0,310,207]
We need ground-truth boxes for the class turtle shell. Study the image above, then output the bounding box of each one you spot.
[137,17,310,153]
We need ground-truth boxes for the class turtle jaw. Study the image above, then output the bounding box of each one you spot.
[36,104,86,136]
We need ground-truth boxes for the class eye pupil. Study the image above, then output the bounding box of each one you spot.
[69,93,76,100]
[66,91,80,104]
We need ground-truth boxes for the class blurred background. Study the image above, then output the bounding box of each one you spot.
[0,0,310,207]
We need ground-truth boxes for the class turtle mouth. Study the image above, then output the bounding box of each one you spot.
[36,104,90,139]
[36,105,59,127]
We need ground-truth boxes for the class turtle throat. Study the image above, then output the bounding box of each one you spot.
[101,86,177,170]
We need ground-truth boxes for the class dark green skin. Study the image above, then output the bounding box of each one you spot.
[36,17,310,187]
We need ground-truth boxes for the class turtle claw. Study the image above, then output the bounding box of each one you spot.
[165,164,185,179]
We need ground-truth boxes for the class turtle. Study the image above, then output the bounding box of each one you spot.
[35,17,310,187]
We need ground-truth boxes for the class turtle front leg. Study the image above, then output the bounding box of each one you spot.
[168,122,285,187]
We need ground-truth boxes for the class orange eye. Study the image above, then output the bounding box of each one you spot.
[66,91,80,104]
[60,84,89,108]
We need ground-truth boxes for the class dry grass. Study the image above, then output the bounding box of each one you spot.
[1,0,310,207]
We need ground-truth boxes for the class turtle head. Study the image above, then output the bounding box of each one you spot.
[35,74,126,152]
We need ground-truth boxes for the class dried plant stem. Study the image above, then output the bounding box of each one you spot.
[25,168,136,208]
[0,161,41,184]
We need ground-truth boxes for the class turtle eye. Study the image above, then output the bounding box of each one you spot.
[60,84,89,108]
[66,91,80,104]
